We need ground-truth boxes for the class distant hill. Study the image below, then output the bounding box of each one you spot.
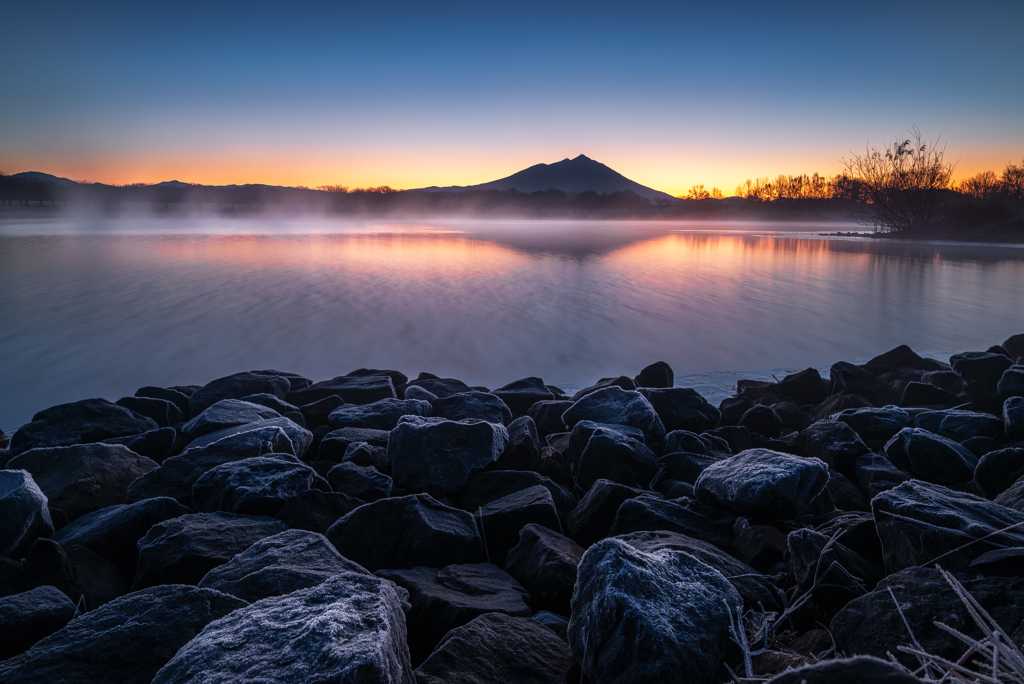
[10,171,78,186]
[418,154,675,201]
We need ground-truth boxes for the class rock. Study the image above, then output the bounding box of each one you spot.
[1007,396,1024,440]
[153,573,413,684]
[318,426,389,460]
[564,420,646,469]
[707,425,753,454]
[191,455,328,515]
[430,391,513,426]
[505,523,583,615]
[634,361,674,389]
[970,547,1024,576]
[458,470,574,513]
[998,367,1024,400]
[993,474,1024,511]
[182,417,312,459]
[403,385,438,401]
[181,399,281,438]
[1004,334,1024,360]
[618,529,779,611]
[377,563,531,664]
[23,538,127,609]
[492,377,556,415]
[327,397,432,431]
[728,523,788,573]
[297,394,345,429]
[827,468,871,511]
[901,381,963,409]
[135,386,190,415]
[873,480,1024,573]
[399,376,474,399]
[477,485,561,565]
[567,479,643,547]
[743,368,829,406]
[832,566,1024,669]
[738,405,782,438]
[0,585,246,684]
[8,444,157,521]
[342,440,389,471]
[577,428,658,491]
[974,447,1024,497]
[494,416,542,471]
[883,427,978,485]
[239,393,298,415]
[758,395,813,432]
[866,344,946,373]
[527,400,574,436]
[833,406,910,447]
[654,451,721,487]
[786,528,881,611]
[273,489,363,533]
[571,376,637,401]
[188,371,291,416]
[414,612,573,684]
[387,417,508,496]
[326,461,392,501]
[0,469,54,558]
[0,585,77,659]
[9,398,160,456]
[326,494,484,571]
[829,362,901,407]
[638,386,720,434]
[719,395,753,426]
[344,367,408,388]
[951,351,1013,395]
[809,392,874,422]
[663,429,717,455]
[562,387,665,441]
[568,537,741,684]
[198,529,368,602]
[608,495,735,548]
[250,368,311,389]
[765,656,920,684]
[796,420,870,477]
[134,512,289,588]
[854,453,912,499]
[913,409,1005,442]
[694,449,829,519]
[115,396,185,427]
[54,497,192,578]
[103,427,179,463]
[922,369,964,394]
[286,374,397,406]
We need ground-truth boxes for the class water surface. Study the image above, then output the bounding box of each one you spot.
[2,215,1022,433]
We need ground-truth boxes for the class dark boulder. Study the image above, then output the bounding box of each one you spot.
[286,374,397,406]
[566,479,643,547]
[181,417,313,459]
[181,399,281,438]
[318,426,389,460]
[738,405,782,438]
[562,387,665,441]
[796,420,870,477]
[664,429,720,456]
[431,391,513,426]
[1007,396,1024,440]
[694,449,829,519]
[998,367,1024,401]
[116,396,185,427]
[809,392,873,422]
[833,405,909,448]
[188,371,290,416]
[477,485,561,565]
[298,394,344,429]
[327,397,431,431]
[707,425,753,454]
[24,538,127,609]
[829,362,901,406]
[342,440,389,471]
[576,428,659,491]
[719,395,753,427]
[527,400,574,436]
[728,523,788,573]
[326,493,485,571]
[103,427,179,463]
[873,480,1024,573]
[344,367,409,388]
[974,447,1024,498]
[0,585,246,684]
[326,461,392,501]
[404,385,438,401]
[786,528,881,611]
[832,566,1024,669]
[827,468,871,511]
[740,368,828,406]
[922,369,964,394]
[758,394,813,432]
[883,427,978,485]
[505,523,583,615]
[608,495,735,549]
[950,351,1013,395]
[240,392,298,415]
[866,344,946,373]
[0,469,54,558]
[377,563,531,664]
[564,420,646,469]
[191,455,329,516]
[9,398,159,456]
[765,656,920,684]
[854,453,913,499]
[571,376,636,401]
[152,574,413,684]
[135,386,190,415]
[8,444,157,521]
[273,489,363,533]
[54,497,191,578]
[994,474,1024,511]
[638,386,720,434]
[399,376,474,399]
[970,547,1024,576]
[387,417,508,496]
[492,377,556,415]
[414,612,573,684]
[901,381,963,409]
[1004,333,1024,360]
[198,529,368,602]
[634,361,674,389]
[654,451,721,486]
[134,512,289,588]
[913,409,1005,442]
[494,416,542,471]
[0,585,77,659]
[458,470,575,513]
[568,537,741,684]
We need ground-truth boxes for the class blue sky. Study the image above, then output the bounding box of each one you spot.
[2,0,1022,194]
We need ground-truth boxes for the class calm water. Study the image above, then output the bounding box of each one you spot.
[2,215,1023,434]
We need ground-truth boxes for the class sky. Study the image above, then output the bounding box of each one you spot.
[2,0,1022,196]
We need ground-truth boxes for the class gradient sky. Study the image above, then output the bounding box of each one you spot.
[2,0,1022,196]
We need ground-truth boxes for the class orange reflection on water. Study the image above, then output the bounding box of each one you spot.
[146,230,532,281]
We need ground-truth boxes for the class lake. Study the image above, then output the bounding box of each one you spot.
[2,214,1023,434]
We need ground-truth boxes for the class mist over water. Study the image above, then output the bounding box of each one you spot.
[2,215,1023,433]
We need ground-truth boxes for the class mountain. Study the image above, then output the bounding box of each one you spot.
[10,171,78,186]
[418,154,675,201]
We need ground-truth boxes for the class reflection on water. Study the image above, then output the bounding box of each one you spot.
[1,217,1023,432]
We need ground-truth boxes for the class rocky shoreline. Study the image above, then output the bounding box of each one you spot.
[2,337,1024,682]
